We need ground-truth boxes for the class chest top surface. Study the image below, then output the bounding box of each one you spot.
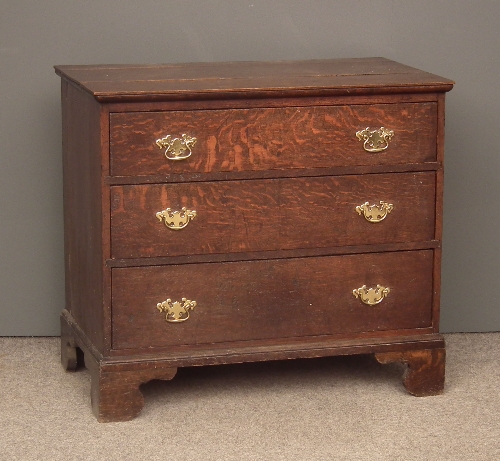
[54,57,454,102]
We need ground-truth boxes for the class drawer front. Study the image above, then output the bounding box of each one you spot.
[111,250,434,350]
[110,172,436,258]
[109,103,437,176]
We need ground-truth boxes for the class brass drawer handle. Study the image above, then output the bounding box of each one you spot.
[356,127,394,152]
[156,134,197,160]
[356,201,393,223]
[156,207,197,230]
[353,285,390,305]
[157,298,197,323]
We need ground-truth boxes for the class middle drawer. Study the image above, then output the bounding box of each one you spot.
[110,172,436,259]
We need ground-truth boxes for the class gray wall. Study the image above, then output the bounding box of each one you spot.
[1,0,499,335]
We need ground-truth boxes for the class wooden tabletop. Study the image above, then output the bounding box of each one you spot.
[55,57,454,102]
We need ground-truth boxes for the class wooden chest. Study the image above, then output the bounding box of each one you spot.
[55,58,454,422]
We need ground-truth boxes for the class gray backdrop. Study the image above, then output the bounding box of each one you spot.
[1,1,499,335]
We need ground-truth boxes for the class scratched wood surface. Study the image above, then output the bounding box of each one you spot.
[111,250,434,350]
[110,172,436,258]
[54,58,454,102]
[109,103,437,176]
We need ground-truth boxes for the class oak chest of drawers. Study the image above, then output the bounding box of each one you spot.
[55,58,454,422]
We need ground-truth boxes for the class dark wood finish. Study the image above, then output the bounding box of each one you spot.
[61,81,107,352]
[107,240,441,268]
[56,58,453,421]
[61,309,444,420]
[60,313,78,371]
[375,348,446,396]
[431,93,447,331]
[108,93,441,114]
[112,250,434,350]
[110,172,436,258]
[106,161,442,186]
[85,352,177,422]
[61,307,443,366]
[54,58,454,102]
[110,103,437,176]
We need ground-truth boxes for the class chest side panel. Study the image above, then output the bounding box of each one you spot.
[61,82,107,351]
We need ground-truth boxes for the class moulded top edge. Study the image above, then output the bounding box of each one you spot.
[54,58,454,102]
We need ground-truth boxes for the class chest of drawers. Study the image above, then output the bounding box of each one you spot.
[55,58,453,422]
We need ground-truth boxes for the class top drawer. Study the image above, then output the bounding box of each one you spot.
[109,103,437,176]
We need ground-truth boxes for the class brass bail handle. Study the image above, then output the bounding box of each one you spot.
[157,298,197,323]
[356,201,393,223]
[356,127,394,153]
[156,134,197,160]
[156,207,197,230]
[353,285,390,306]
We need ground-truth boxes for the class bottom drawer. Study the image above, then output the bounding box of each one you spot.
[111,250,434,350]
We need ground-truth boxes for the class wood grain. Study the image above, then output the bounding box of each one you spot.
[61,81,107,352]
[375,348,446,396]
[110,172,436,258]
[61,308,444,422]
[54,58,434,84]
[84,347,177,422]
[54,58,454,102]
[111,250,434,350]
[57,58,453,421]
[60,313,78,371]
[110,103,437,176]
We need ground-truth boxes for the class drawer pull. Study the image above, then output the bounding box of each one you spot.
[156,207,197,230]
[356,201,393,223]
[156,134,197,160]
[157,298,197,323]
[356,127,394,152]
[353,285,390,306]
